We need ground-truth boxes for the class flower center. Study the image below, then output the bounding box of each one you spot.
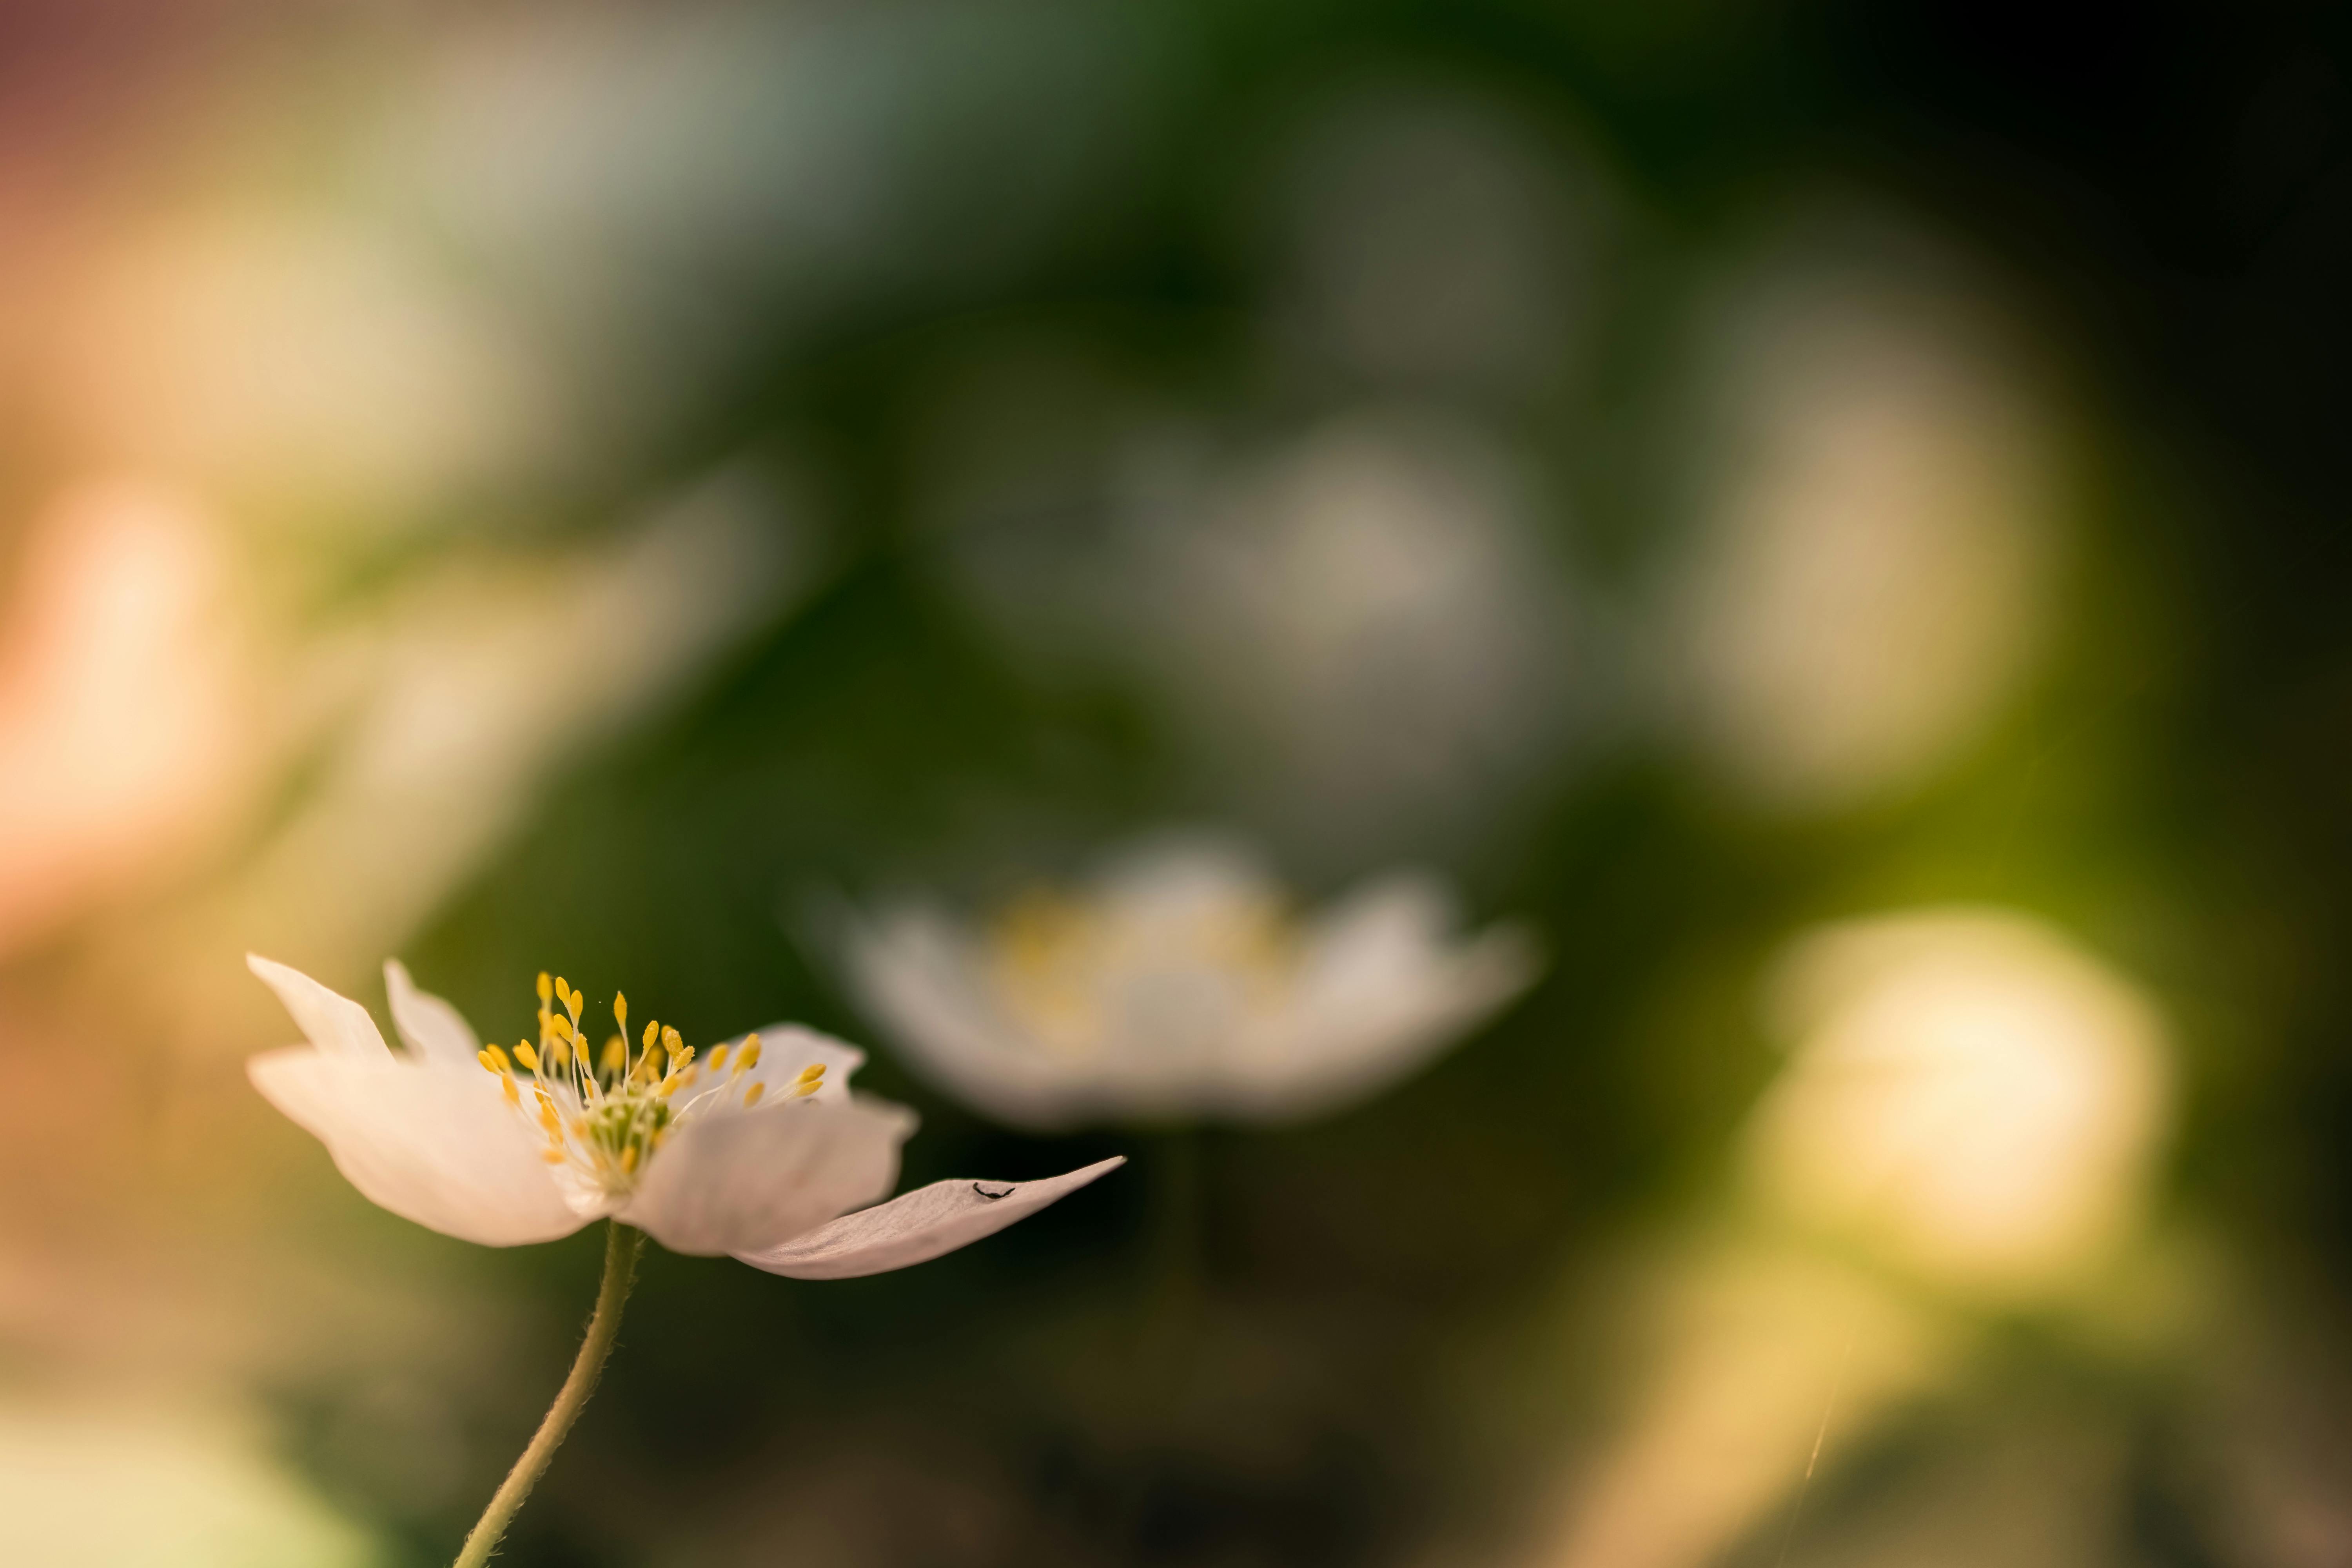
[984,884,1300,1057]
[475,972,825,1193]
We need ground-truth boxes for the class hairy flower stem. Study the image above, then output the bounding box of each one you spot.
[454,1220,645,1568]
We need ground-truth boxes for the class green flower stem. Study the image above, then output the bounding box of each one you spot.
[454,1220,645,1568]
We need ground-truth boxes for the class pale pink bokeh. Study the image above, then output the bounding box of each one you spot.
[0,480,254,956]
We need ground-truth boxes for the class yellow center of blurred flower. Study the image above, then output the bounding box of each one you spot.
[984,885,1299,1056]
[475,971,824,1192]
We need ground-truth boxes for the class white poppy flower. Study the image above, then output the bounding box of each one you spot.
[246,955,1120,1274]
[840,837,1540,1130]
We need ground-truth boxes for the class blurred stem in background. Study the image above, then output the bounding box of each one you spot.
[1144,1128,1205,1387]
[454,1222,645,1568]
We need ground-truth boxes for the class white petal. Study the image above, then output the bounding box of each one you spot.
[1226,875,1541,1121]
[735,1156,1125,1279]
[618,1095,916,1256]
[384,959,482,1065]
[842,906,1086,1129]
[248,1048,587,1245]
[247,955,390,1060]
[699,1022,863,1107]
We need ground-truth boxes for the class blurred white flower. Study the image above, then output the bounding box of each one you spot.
[841,836,1539,1129]
[1666,220,2063,812]
[1523,907,2176,1568]
[247,956,1119,1275]
[933,403,1583,861]
[1741,907,2172,1302]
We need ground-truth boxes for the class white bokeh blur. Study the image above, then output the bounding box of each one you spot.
[1526,907,2176,1568]
[1666,218,2066,813]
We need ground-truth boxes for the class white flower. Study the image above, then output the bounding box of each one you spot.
[246,955,1120,1274]
[840,837,1540,1130]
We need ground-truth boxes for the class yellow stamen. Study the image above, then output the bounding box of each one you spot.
[547,1038,571,1071]
[514,1042,541,1073]
[548,1012,575,1043]
[600,1036,625,1073]
[541,1148,565,1163]
[641,1021,658,1051]
[707,1044,729,1071]
[555,976,572,1009]
[501,1076,520,1104]
[482,1044,514,1074]
[661,1025,683,1058]
[734,1034,761,1076]
[621,1145,639,1174]
[613,992,628,1035]
[743,1082,766,1108]
[788,1063,826,1098]
[537,972,553,1005]
[477,1048,502,1075]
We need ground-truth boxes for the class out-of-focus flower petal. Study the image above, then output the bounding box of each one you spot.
[844,848,1540,1129]
[618,1097,915,1257]
[1242,873,1539,1118]
[246,954,391,1061]
[383,958,481,1066]
[843,906,1072,1123]
[735,1156,1126,1279]
[247,1048,586,1245]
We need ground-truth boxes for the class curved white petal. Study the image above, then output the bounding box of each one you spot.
[384,959,482,1065]
[247,955,390,1061]
[617,1095,915,1256]
[735,1156,1126,1279]
[248,1048,587,1245]
[1225,875,1542,1121]
[842,907,1085,1128]
[691,1022,863,1109]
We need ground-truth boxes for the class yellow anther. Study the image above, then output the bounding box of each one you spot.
[482,1044,514,1074]
[620,1145,640,1174]
[671,1045,695,1071]
[514,1042,541,1073]
[537,972,553,1005]
[795,1063,826,1084]
[662,1024,682,1054]
[743,1082,766,1108]
[501,1076,520,1104]
[548,1012,575,1043]
[541,1148,565,1164]
[707,1044,729,1071]
[564,987,582,1025]
[613,992,628,1034]
[538,1102,560,1132]
[477,1048,501,1075]
[600,1036,625,1073]
[641,1021,658,1051]
[789,1064,825,1099]
[547,1038,572,1071]
[555,976,571,1008]
[734,1035,761,1076]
